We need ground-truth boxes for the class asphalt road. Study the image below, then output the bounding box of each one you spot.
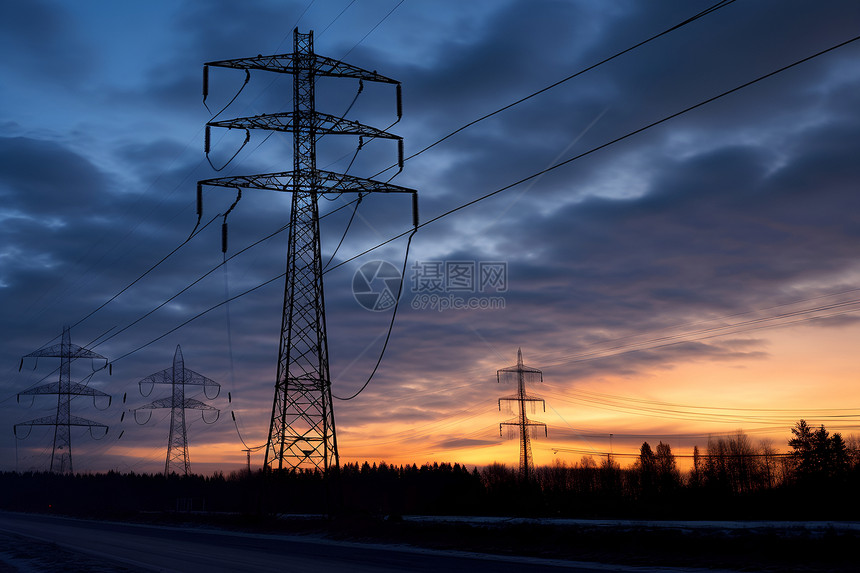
[0,511,695,573]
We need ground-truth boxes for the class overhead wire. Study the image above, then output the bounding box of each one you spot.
[16,0,732,378]
[233,33,860,407]
[98,31,860,372]
[89,195,362,367]
[333,227,417,401]
[530,296,860,370]
[532,286,860,368]
[317,0,358,39]
[324,194,362,269]
[21,5,851,467]
[543,389,851,427]
[567,388,860,415]
[325,32,860,274]
[371,0,739,178]
[338,0,407,61]
[70,215,221,333]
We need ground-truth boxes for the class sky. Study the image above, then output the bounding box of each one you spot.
[2,0,859,475]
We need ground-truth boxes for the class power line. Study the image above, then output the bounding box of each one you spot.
[110,272,284,364]
[333,228,417,400]
[566,388,860,415]
[100,32,860,367]
[13,0,734,386]
[532,296,860,370]
[339,0,406,61]
[71,215,221,332]
[317,0,357,39]
[532,286,860,367]
[328,31,860,273]
[88,197,362,361]
[374,0,739,176]
[42,0,735,364]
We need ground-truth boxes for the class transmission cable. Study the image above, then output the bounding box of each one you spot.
[326,32,860,274]
[333,228,417,401]
[70,214,220,332]
[533,297,860,370]
[324,194,363,269]
[206,129,251,172]
[339,0,406,61]
[25,0,697,343]
[102,33,860,366]
[101,197,361,363]
[370,0,738,178]
[111,271,285,363]
[204,69,250,117]
[317,0,358,39]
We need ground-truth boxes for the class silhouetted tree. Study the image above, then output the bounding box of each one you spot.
[655,442,681,493]
[758,439,780,490]
[599,455,622,497]
[635,442,658,497]
[704,432,761,494]
[789,420,850,484]
[689,445,703,488]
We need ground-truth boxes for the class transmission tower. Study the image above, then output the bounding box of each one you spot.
[498,348,547,481]
[13,326,110,473]
[133,345,220,476]
[199,28,416,472]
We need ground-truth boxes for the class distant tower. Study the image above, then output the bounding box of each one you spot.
[497,348,547,481]
[133,345,220,476]
[14,326,110,473]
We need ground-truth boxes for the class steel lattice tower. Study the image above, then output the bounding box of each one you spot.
[199,29,416,472]
[14,326,110,473]
[498,349,547,481]
[133,345,220,476]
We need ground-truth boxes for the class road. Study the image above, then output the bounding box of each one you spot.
[0,511,718,573]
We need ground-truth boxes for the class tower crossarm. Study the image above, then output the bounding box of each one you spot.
[135,398,218,411]
[24,344,107,361]
[182,398,219,411]
[182,370,220,390]
[497,365,543,376]
[498,395,546,410]
[138,368,217,387]
[499,419,547,435]
[15,414,107,428]
[200,169,415,195]
[135,397,173,410]
[205,53,399,85]
[500,418,547,427]
[14,414,59,427]
[138,368,171,387]
[208,112,402,141]
[68,415,108,428]
[17,382,60,396]
[18,382,110,398]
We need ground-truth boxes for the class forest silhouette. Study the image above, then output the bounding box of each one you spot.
[2,420,858,519]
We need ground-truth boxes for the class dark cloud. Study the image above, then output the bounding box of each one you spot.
[0,137,110,213]
[0,0,95,84]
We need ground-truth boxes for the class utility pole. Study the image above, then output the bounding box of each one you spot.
[13,326,110,473]
[133,345,220,476]
[199,28,416,472]
[498,348,547,481]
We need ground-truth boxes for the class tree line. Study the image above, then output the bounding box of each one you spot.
[1,420,858,519]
